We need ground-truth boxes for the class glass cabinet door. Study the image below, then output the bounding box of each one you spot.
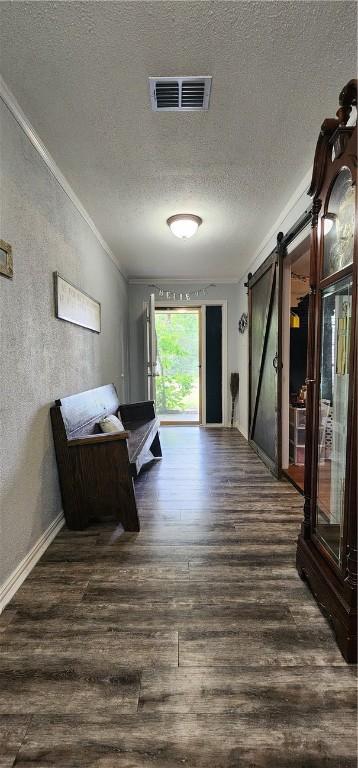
[315,276,353,563]
[323,168,355,279]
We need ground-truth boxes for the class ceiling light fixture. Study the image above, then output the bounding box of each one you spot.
[167,214,202,239]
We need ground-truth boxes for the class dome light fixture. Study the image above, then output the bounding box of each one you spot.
[167,214,202,239]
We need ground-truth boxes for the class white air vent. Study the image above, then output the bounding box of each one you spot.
[149,76,212,112]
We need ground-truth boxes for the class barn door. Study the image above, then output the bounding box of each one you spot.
[248,251,281,475]
[145,293,157,401]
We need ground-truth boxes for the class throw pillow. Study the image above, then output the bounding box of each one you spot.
[99,414,125,433]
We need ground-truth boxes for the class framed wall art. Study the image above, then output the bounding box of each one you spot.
[54,272,101,333]
[0,239,13,279]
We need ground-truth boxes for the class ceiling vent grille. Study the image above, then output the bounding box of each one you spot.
[149,76,212,112]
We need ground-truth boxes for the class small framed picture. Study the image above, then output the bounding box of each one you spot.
[0,240,13,279]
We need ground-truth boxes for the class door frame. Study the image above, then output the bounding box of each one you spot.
[152,299,228,426]
[146,293,157,401]
[280,209,313,484]
[280,224,312,487]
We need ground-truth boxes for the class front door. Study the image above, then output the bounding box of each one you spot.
[248,252,281,474]
[145,293,157,401]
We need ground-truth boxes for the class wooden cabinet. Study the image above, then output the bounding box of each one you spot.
[296,80,357,663]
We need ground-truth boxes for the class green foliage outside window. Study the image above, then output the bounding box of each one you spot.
[155,311,199,413]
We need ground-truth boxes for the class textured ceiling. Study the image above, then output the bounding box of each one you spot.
[0,1,356,279]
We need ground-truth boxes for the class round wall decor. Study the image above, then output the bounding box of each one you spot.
[238,312,248,334]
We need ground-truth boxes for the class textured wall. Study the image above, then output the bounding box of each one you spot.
[128,282,240,424]
[0,99,129,590]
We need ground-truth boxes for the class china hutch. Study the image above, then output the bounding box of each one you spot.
[296,80,357,662]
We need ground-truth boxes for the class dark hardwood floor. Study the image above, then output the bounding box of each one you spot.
[0,427,356,767]
[285,463,305,493]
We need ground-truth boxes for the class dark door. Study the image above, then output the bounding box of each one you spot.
[248,251,281,474]
[206,305,222,424]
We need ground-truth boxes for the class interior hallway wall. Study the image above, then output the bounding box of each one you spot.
[128,281,240,425]
[0,98,129,595]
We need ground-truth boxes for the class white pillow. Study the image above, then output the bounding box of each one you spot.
[99,414,125,433]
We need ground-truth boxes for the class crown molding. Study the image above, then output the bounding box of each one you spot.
[128,277,239,285]
[239,168,312,282]
[0,75,127,280]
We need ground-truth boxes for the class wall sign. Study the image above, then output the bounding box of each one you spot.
[149,283,215,301]
[0,239,13,279]
[54,272,101,333]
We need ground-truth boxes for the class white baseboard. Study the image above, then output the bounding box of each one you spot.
[235,421,248,439]
[0,511,65,613]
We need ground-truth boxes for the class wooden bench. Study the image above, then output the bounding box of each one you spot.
[50,384,161,530]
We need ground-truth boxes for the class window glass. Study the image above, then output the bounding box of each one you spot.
[315,276,352,563]
[323,168,355,278]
